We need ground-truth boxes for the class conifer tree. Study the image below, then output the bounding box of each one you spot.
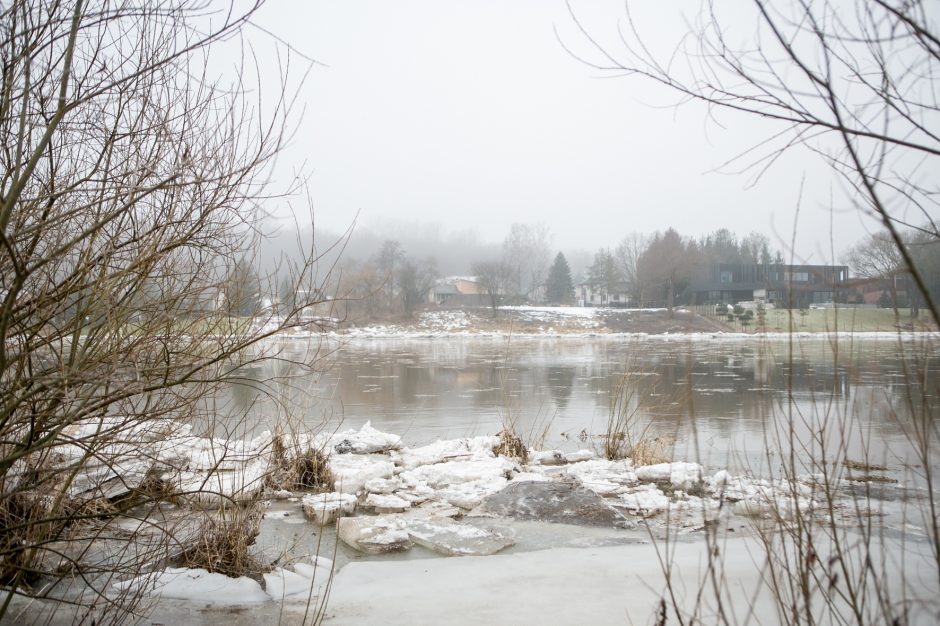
[546,252,574,304]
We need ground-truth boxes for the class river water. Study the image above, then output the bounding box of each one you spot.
[229,334,939,479]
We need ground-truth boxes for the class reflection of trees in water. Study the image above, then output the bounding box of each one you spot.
[547,367,576,409]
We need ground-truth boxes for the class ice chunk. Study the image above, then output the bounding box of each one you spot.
[404,518,514,556]
[330,454,396,495]
[364,477,401,494]
[365,493,412,513]
[510,472,549,483]
[529,450,567,466]
[263,567,320,600]
[564,449,596,463]
[337,516,411,554]
[437,477,509,510]
[114,568,268,604]
[392,436,500,469]
[618,484,670,516]
[331,421,401,454]
[301,492,357,525]
[635,462,703,491]
[564,459,637,495]
[399,457,517,489]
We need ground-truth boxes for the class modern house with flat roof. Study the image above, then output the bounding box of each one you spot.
[686,263,849,308]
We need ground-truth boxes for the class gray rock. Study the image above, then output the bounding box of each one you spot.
[471,480,630,527]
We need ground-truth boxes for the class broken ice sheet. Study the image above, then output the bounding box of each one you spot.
[405,518,514,556]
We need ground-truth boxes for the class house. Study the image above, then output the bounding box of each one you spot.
[686,263,849,308]
[575,281,631,307]
[429,276,490,307]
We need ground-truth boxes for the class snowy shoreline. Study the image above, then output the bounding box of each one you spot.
[45,420,911,620]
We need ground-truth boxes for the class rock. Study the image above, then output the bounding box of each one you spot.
[404,519,514,556]
[471,480,630,527]
[336,516,412,554]
[365,493,412,514]
[301,492,357,525]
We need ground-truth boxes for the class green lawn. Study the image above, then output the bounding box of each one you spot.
[752,307,930,333]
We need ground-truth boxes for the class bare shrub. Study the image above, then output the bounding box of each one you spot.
[0,0,337,621]
[268,433,335,493]
[179,505,269,580]
[493,427,529,464]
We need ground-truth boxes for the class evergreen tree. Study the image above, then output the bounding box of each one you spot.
[546,252,574,304]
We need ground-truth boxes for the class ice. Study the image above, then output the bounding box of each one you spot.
[635,462,704,490]
[564,449,596,463]
[364,477,402,494]
[564,459,637,495]
[329,454,397,495]
[399,457,517,492]
[392,436,500,469]
[528,450,567,466]
[337,516,412,554]
[365,493,412,513]
[330,421,402,454]
[404,518,514,556]
[263,567,320,600]
[618,484,671,516]
[510,472,549,483]
[114,568,269,604]
[435,477,509,510]
[301,492,358,525]
[174,456,269,505]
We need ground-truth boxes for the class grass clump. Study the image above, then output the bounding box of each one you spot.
[267,433,335,493]
[493,427,529,464]
[179,507,269,579]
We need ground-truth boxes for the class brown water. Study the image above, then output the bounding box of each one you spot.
[227,335,939,479]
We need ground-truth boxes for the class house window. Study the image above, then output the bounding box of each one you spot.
[784,271,809,282]
[720,270,733,283]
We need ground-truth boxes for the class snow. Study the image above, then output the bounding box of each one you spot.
[365,493,412,513]
[634,462,704,490]
[301,492,358,525]
[330,421,402,454]
[617,484,671,516]
[391,436,500,469]
[114,568,269,604]
[329,454,397,495]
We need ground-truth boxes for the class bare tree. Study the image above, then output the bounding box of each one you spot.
[502,223,552,302]
[0,1,331,621]
[472,260,511,316]
[614,232,649,304]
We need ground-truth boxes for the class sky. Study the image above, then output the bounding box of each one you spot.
[243,0,897,265]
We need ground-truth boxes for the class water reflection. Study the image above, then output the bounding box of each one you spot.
[224,336,938,473]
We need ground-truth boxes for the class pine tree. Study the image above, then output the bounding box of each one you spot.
[546,252,574,305]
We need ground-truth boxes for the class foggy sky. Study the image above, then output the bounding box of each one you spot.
[247,0,901,266]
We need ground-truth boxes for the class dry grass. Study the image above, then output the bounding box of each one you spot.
[179,506,269,579]
[628,436,674,467]
[267,434,335,493]
[493,427,529,464]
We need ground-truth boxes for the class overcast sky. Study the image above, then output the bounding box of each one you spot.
[247,0,892,263]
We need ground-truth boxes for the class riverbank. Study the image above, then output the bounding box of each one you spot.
[329,306,937,338]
